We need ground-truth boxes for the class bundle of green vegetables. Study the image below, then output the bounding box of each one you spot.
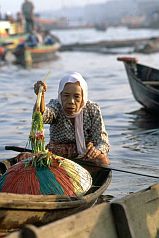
[28,84,52,167]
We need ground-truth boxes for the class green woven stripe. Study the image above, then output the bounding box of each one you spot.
[0,173,7,191]
[36,167,64,195]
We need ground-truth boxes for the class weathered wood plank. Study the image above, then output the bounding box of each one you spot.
[5,183,159,238]
[112,183,159,238]
[6,203,118,238]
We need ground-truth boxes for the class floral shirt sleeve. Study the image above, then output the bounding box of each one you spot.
[84,101,110,154]
[42,99,60,124]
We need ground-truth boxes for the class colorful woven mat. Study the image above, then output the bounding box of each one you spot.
[0,153,92,196]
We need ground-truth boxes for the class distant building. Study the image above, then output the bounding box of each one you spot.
[39,0,159,29]
[121,15,145,28]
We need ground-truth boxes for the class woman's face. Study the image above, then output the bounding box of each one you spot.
[61,82,83,116]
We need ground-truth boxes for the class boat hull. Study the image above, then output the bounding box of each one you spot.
[6,183,159,238]
[14,43,61,66]
[0,160,111,234]
[118,57,159,114]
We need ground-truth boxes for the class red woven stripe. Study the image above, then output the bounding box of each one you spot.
[2,162,41,194]
[50,161,76,196]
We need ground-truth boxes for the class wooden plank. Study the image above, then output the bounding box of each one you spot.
[0,199,85,209]
[5,184,159,238]
[6,203,118,238]
[0,192,74,202]
[111,183,159,238]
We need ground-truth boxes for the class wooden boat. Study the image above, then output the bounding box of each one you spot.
[135,37,159,54]
[0,157,111,235]
[111,183,159,238]
[13,42,61,67]
[94,23,107,31]
[0,34,27,51]
[6,202,117,238]
[117,56,159,114]
[0,20,24,36]
[6,183,159,238]
[61,36,157,53]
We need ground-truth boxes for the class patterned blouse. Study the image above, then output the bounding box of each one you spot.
[43,99,110,155]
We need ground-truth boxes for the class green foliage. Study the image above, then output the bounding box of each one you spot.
[25,152,53,168]
[29,111,45,153]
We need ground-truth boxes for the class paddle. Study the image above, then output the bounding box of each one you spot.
[5,145,32,152]
[4,145,159,179]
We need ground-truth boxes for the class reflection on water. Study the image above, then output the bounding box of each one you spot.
[129,108,159,129]
[123,108,159,154]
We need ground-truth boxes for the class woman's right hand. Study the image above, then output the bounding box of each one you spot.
[34,81,47,95]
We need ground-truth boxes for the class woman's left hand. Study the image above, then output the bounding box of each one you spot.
[85,142,110,165]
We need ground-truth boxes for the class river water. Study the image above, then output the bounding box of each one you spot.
[0,27,159,198]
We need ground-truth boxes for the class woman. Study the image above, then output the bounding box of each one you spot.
[34,72,110,165]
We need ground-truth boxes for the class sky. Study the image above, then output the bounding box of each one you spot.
[0,0,110,15]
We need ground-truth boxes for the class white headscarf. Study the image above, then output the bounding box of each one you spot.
[58,72,88,155]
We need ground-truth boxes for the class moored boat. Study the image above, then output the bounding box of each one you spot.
[0,34,27,51]
[5,183,159,238]
[135,37,159,54]
[117,56,159,114]
[0,158,111,235]
[13,42,61,67]
[94,23,107,31]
